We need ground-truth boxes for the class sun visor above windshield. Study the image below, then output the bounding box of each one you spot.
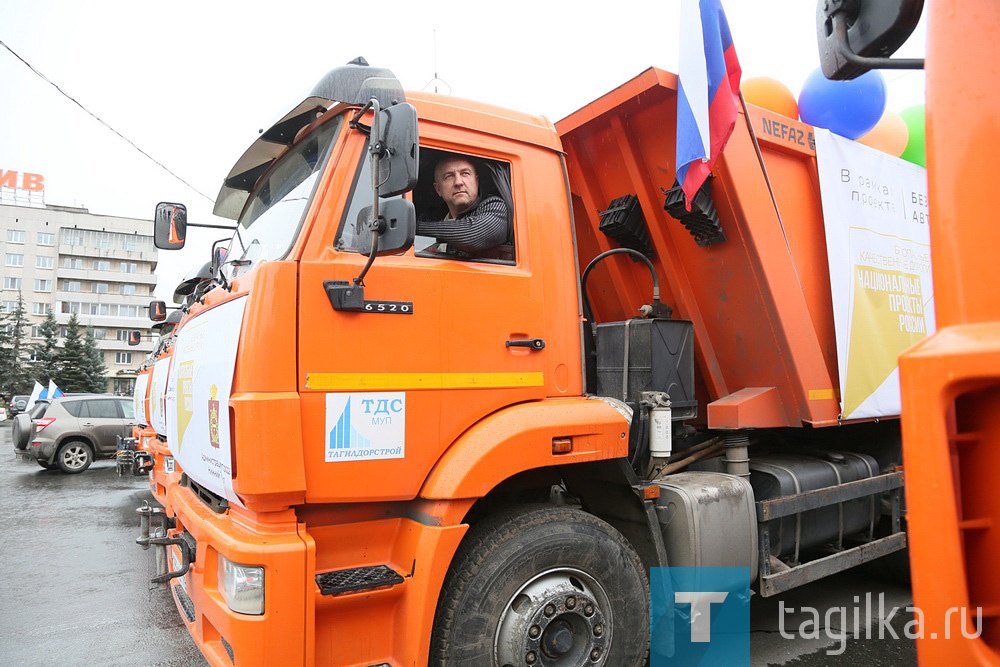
[213,59,408,221]
[310,58,407,109]
[213,97,337,220]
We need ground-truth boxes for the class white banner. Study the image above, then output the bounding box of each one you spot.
[166,296,247,505]
[150,357,171,437]
[816,129,933,420]
[132,371,150,427]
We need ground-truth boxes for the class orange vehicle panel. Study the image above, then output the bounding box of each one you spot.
[557,68,842,427]
[900,0,1000,661]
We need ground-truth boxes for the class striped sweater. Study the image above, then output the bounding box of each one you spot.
[416,195,509,254]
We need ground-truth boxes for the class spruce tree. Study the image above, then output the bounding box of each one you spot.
[57,314,91,393]
[83,328,108,393]
[0,308,14,398]
[30,309,61,385]
[0,293,30,395]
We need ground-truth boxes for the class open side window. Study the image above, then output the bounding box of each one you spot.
[412,148,515,265]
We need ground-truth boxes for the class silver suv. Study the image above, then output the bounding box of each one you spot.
[25,395,137,473]
[10,395,29,415]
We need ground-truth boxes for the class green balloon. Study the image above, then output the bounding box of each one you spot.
[899,105,926,167]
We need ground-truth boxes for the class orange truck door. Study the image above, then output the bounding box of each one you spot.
[298,135,550,501]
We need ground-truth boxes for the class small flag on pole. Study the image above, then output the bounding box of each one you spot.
[48,380,64,399]
[25,381,44,412]
[675,0,742,209]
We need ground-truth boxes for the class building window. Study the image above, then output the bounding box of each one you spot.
[6,229,25,243]
[93,283,109,294]
[30,326,43,338]
[34,279,51,292]
[116,329,131,341]
[3,277,21,290]
[60,302,82,315]
[120,304,139,317]
[36,256,54,269]
[5,254,24,267]
[63,280,81,292]
[93,328,106,340]
[32,303,49,316]
[121,284,137,296]
[63,257,83,269]
[61,229,85,245]
[116,352,133,365]
[2,301,17,313]
[120,262,138,274]
[98,235,113,249]
[29,350,43,362]
[94,260,111,271]
[37,232,55,246]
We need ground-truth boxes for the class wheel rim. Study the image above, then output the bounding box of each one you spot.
[61,445,89,470]
[495,567,612,667]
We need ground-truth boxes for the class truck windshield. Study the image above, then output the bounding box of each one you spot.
[225,115,343,279]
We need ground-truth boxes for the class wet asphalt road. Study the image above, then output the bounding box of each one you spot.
[0,422,915,666]
[0,423,207,667]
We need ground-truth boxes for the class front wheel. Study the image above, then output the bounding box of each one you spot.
[430,505,648,667]
[56,441,93,474]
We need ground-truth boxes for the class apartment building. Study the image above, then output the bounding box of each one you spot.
[0,202,158,395]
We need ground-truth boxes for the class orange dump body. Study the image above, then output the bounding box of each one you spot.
[558,68,842,429]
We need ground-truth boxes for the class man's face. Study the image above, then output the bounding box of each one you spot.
[433,158,479,216]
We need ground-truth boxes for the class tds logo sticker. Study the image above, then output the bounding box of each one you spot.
[325,392,406,462]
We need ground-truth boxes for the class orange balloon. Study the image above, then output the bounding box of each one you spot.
[856,111,909,156]
[741,77,798,119]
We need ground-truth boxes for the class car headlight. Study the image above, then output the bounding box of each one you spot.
[218,555,264,615]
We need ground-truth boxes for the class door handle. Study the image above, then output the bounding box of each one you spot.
[506,338,545,350]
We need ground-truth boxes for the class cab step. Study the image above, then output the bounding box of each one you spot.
[316,564,404,596]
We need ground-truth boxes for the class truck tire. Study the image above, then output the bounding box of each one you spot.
[429,505,648,667]
[56,440,93,474]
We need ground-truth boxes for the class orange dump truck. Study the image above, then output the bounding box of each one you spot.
[140,54,914,665]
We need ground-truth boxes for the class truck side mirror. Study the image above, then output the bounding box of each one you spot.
[377,103,419,198]
[211,245,228,277]
[128,330,142,346]
[355,199,415,256]
[149,300,167,322]
[817,0,924,80]
[154,202,188,250]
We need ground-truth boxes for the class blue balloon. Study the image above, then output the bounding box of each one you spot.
[798,68,887,140]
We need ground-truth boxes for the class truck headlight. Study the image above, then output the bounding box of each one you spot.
[218,556,264,615]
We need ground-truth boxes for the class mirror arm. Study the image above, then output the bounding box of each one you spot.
[354,233,380,287]
[351,96,385,288]
[185,222,238,230]
[829,11,924,70]
[349,100,375,135]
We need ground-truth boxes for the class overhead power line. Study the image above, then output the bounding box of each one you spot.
[0,38,215,204]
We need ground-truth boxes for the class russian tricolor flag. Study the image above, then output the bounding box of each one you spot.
[676,0,742,209]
